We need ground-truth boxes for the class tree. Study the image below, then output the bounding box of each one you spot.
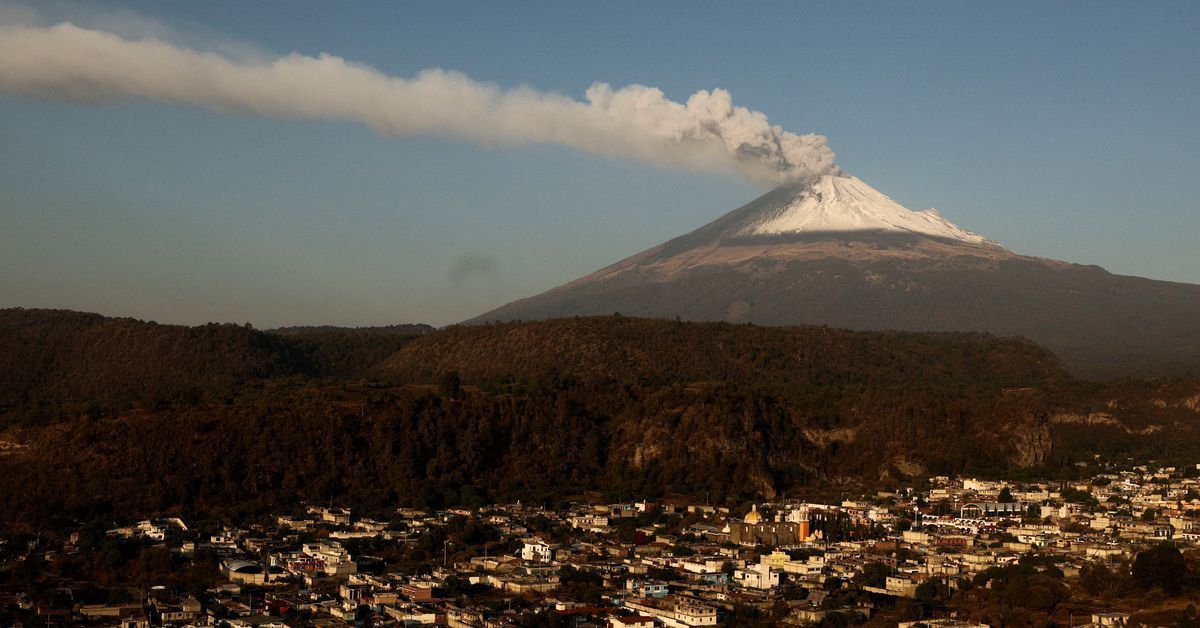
[1175,604,1199,628]
[720,603,767,627]
[1079,563,1130,599]
[671,544,696,557]
[438,371,463,398]
[1061,486,1097,506]
[519,609,567,627]
[853,562,889,588]
[1144,587,1167,607]
[557,565,604,603]
[84,401,104,421]
[1132,542,1188,595]
[915,577,949,610]
[998,486,1013,503]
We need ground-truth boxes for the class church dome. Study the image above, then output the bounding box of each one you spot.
[743,505,762,524]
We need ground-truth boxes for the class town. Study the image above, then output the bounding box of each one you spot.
[3,460,1200,627]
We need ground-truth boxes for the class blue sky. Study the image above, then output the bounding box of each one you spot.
[1,1,1198,326]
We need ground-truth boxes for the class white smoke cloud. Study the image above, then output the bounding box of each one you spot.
[0,17,837,186]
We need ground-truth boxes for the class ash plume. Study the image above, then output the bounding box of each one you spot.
[0,17,837,186]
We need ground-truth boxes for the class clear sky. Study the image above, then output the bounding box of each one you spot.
[1,1,1198,327]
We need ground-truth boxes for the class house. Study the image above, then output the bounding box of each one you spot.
[117,614,152,628]
[226,615,290,628]
[570,514,612,533]
[301,541,357,576]
[106,519,178,542]
[521,538,558,563]
[959,502,1023,518]
[662,599,717,627]
[276,515,313,530]
[626,579,670,598]
[610,616,658,628]
[308,505,353,525]
[401,582,437,601]
[898,621,989,628]
[733,561,779,590]
[624,597,717,627]
[764,551,825,577]
[209,530,241,551]
[150,595,202,623]
[885,575,918,598]
[77,604,145,621]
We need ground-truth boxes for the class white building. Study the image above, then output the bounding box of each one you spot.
[521,538,558,563]
[734,561,779,590]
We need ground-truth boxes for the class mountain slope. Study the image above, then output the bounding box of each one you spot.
[0,309,431,409]
[470,175,1200,378]
[0,308,302,407]
[5,315,1200,525]
[380,316,1066,389]
[736,174,992,244]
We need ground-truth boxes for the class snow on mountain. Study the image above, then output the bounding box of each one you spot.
[468,172,1200,377]
[741,174,993,245]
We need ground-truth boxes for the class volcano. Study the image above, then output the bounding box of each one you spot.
[469,174,1200,378]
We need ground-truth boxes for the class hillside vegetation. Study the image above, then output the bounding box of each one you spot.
[0,309,428,416]
[0,309,300,409]
[381,316,1067,394]
[1,310,1199,529]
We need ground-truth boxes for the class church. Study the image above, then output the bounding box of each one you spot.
[724,505,812,546]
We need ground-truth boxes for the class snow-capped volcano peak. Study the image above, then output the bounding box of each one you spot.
[740,174,993,245]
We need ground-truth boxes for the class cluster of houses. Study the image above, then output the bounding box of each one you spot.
[3,462,1200,626]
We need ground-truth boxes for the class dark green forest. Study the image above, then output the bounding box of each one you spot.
[1,309,1199,532]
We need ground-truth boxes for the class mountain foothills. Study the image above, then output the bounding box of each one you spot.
[0,309,432,407]
[2,308,1200,530]
[470,174,1200,379]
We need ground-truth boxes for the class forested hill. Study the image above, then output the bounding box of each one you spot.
[265,325,433,380]
[0,309,302,408]
[0,308,430,409]
[269,323,435,336]
[1,309,1069,412]
[378,317,1069,390]
[3,309,1200,528]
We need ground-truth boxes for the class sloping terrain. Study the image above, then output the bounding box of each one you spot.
[380,316,1066,389]
[470,175,1200,378]
[0,308,301,408]
[0,308,430,411]
[1,312,1198,527]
